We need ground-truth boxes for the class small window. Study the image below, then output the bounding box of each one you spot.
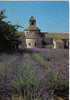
[29,43,31,46]
[31,22,34,25]
[27,32,29,34]
[35,42,36,46]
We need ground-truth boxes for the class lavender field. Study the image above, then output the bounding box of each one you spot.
[0,48,69,100]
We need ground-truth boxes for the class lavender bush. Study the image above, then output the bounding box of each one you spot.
[0,49,69,100]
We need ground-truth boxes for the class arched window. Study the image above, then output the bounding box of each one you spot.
[35,42,36,46]
[29,43,31,46]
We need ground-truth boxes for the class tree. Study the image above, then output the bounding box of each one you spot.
[0,10,23,51]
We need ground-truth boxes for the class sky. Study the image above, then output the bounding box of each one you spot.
[0,1,69,33]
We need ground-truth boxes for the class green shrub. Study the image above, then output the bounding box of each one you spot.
[14,55,40,88]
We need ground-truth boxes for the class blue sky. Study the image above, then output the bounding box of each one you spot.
[0,1,69,33]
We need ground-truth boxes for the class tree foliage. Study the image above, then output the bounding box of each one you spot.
[0,10,22,51]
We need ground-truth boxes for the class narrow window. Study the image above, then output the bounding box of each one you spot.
[29,43,31,46]
[35,42,36,46]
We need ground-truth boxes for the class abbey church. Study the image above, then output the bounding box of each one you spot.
[18,16,69,49]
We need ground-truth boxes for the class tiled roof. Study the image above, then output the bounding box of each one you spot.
[44,33,69,39]
[17,31,69,39]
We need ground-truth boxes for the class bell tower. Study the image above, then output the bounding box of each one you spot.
[29,16,36,26]
[24,16,42,48]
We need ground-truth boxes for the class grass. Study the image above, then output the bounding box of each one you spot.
[13,55,41,100]
[20,55,35,73]
[0,56,17,66]
[44,55,51,61]
[32,53,47,68]
[14,54,40,88]
[0,57,17,76]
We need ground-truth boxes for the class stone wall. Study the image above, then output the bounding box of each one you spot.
[24,30,42,48]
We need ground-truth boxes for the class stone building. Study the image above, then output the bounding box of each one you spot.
[53,39,64,49]
[42,33,69,49]
[18,16,69,49]
[24,16,42,48]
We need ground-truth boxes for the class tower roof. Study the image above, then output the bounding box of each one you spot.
[24,16,40,31]
[24,26,40,31]
[29,16,36,22]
